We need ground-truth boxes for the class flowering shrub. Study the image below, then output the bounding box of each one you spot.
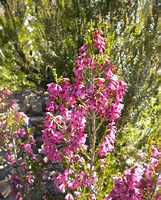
[0,30,160,199]
[43,29,127,199]
[0,88,46,199]
[104,146,161,200]
[43,29,161,199]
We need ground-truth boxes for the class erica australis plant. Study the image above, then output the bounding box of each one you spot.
[0,88,44,200]
[43,29,127,199]
[43,29,161,200]
[0,31,159,200]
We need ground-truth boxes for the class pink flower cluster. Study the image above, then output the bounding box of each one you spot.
[104,164,146,200]
[43,29,127,198]
[93,29,107,55]
[54,165,98,193]
[104,146,161,200]
[0,88,39,199]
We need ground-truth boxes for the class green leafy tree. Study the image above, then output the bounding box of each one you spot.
[0,0,97,88]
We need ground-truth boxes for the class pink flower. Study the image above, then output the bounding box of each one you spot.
[157,174,161,185]
[79,44,88,52]
[103,64,115,79]
[105,56,110,63]
[145,165,153,179]
[27,177,34,186]
[104,164,146,199]
[156,195,161,200]
[47,83,62,99]
[6,154,16,164]
[152,146,161,157]
[138,152,147,158]
[93,29,106,55]
[46,102,58,112]
[95,78,105,87]
[23,144,33,154]
[151,157,159,168]
[65,194,74,200]
[99,135,114,157]
[16,128,26,137]
[107,103,124,121]
[55,115,63,123]
[74,191,81,197]
[18,112,29,125]
[16,184,23,190]
[58,184,66,193]
[90,194,96,200]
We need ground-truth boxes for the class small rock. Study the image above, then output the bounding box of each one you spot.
[30,116,45,128]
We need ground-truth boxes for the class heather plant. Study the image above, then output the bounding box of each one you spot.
[42,29,126,199]
[0,88,49,199]
[43,29,161,200]
[104,146,161,200]
[0,28,159,200]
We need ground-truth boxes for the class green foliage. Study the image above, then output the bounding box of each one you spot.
[0,0,97,88]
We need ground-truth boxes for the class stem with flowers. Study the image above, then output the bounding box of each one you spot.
[90,111,96,174]
[43,29,127,199]
[0,88,49,199]
[43,28,161,200]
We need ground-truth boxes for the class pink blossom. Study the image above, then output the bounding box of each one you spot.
[58,184,66,193]
[156,195,161,200]
[15,192,23,200]
[16,128,26,137]
[16,184,23,190]
[99,135,114,157]
[152,146,161,157]
[107,103,124,121]
[105,164,145,199]
[27,177,34,186]
[108,122,116,142]
[95,78,105,87]
[6,154,16,164]
[103,194,112,200]
[90,194,96,200]
[47,83,62,99]
[145,165,153,179]
[17,112,29,125]
[105,56,110,63]
[151,157,159,168]
[103,64,115,79]
[138,152,147,158]
[65,194,74,200]
[79,44,88,52]
[23,143,33,154]
[93,29,106,55]
[157,174,161,185]
[74,191,81,197]
[46,102,58,112]
[27,135,36,145]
